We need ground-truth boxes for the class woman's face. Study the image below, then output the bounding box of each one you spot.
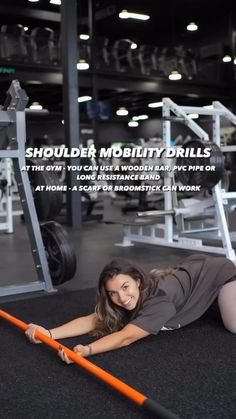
[105,274,140,310]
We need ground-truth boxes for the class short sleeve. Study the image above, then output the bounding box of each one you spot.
[130,292,176,335]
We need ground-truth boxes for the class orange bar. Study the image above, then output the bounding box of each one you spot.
[0,309,181,419]
[0,309,145,404]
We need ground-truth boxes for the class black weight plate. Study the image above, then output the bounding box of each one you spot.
[0,132,9,150]
[45,170,63,219]
[28,169,52,220]
[27,158,63,220]
[40,221,76,285]
[176,139,224,189]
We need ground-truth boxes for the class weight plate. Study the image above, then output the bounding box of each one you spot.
[44,170,63,219]
[176,139,224,189]
[40,221,77,285]
[27,158,63,220]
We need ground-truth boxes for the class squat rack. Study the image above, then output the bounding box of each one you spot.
[0,80,54,297]
[119,98,236,261]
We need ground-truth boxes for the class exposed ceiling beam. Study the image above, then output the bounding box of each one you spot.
[0,5,60,22]
[0,4,116,24]
[2,70,232,101]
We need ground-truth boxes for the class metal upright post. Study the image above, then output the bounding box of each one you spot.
[162,99,173,242]
[88,0,99,144]
[212,184,235,260]
[14,111,54,292]
[61,0,82,228]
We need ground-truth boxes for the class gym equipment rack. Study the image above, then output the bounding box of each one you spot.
[0,80,54,297]
[118,99,236,261]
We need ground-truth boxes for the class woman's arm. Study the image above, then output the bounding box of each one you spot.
[61,323,150,360]
[25,313,97,343]
[50,313,97,339]
[87,323,150,354]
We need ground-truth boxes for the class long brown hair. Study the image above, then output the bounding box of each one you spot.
[93,258,175,337]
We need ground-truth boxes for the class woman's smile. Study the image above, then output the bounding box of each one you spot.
[106,274,140,310]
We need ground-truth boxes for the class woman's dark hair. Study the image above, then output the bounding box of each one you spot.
[93,258,175,337]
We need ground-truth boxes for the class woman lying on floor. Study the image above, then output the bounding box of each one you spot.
[25,254,236,360]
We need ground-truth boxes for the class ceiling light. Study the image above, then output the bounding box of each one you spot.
[222,54,232,63]
[28,0,39,2]
[119,10,150,21]
[78,96,92,103]
[61,119,64,124]
[24,27,29,31]
[26,80,43,85]
[168,70,182,80]
[123,39,137,49]
[137,114,148,120]
[148,101,163,108]
[116,107,129,116]
[29,102,43,110]
[128,121,139,127]
[133,115,148,121]
[187,22,198,31]
[77,60,89,70]
[50,0,61,4]
[188,113,199,119]
[187,93,200,98]
[80,34,90,40]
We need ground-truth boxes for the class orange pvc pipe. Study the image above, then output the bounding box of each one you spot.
[0,309,181,419]
[0,309,145,404]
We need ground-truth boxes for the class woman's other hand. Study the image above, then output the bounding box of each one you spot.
[58,344,89,364]
[58,347,73,364]
[25,323,51,344]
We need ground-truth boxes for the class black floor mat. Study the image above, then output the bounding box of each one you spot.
[0,289,235,419]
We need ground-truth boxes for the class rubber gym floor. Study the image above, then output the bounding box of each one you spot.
[0,201,236,419]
